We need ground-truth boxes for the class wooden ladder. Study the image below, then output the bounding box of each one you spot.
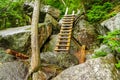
[54,14,75,53]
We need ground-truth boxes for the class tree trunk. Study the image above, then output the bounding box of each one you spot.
[30,0,40,77]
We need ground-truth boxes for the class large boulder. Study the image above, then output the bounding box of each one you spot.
[0,23,52,54]
[0,61,28,80]
[53,54,120,80]
[41,52,78,68]
[24,2,60,19]
[73,17,98,49]
[41,5,60,19]
[101,12,120,31]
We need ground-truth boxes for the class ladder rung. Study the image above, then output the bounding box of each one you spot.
[62,21,73,24]
[55,49,69,51]
[56,44,69,47]
[59,33,71,36]
[61,27,72,29]
[62,19,74,22]
[61,29,72,31]
[59,36,71,39]
[62,24,73,26]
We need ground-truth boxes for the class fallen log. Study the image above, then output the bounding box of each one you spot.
[5,49,29,59]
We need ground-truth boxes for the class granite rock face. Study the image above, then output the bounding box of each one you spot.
[53,54,120,80]
[41,52,78,68]
[0,61,28,80]
[101,12,120,31]
[73,18,98,49]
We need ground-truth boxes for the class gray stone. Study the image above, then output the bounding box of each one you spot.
[101,12,120,31]
[94,44,112,54]
[41,5,61,19]
[53,54,120,80]
[0,23,52,54]
[24,2,60,19]
[0,48,15,63]
[41,52,78,68]
[73,18,98,49]
[44,14,59,34]
[0,61,28,80]
[42,35,59,52]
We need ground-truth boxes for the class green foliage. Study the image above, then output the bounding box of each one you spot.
[115,61,120,69]
[92,51,108,58]
[0,0,29,29]
[98,30,120,53]
[44,0,80,15]
[86,2,113,23]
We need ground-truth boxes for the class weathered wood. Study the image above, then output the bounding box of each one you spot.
[26,0,41,80]
[74,45,86,64]
[79,45,86,63]
[5,49,29,59]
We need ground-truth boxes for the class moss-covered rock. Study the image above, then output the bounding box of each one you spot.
[0,22,52,55]
[41,52,78,69]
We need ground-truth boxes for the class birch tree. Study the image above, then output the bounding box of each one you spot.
[25,0,40,79]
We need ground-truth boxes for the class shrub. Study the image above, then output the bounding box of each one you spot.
[92,51,108,58]
[0,0,29,29]
[98,30,120,53]
[87,2,113,23]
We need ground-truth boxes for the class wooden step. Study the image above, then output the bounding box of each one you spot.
[62,21,73,24]
[56,44,69,47]
[61,27,72,29]
[64,15,74,17]
[59,32,71,34]
[55,48,69,51]
[62,24,73,26]
[58,40,70,43]
[58,38,70,42]
[63,17,74,19]
[62,19,74,22]
[60,29,72,32]
[60,31,71,34]
[59,36,71,39]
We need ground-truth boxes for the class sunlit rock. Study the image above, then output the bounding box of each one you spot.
[0,61,28,80]
[101,12,120,31]
[53,54,120,80]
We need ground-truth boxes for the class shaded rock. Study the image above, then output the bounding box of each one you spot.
[101,12,120,31]
[42,35,58,52]
[0,61,28,80]
[94,23,108,35]
[0,23,52,54]
[94,45,112,54]
[0,48,15,62]
[41,52,78,68]
[41,64,63,80]
[32,71,47,80]
[42,35,80,54]
[53,54,120,80]
[73,18,98,49]
[44,14,59,34]
[38,23,52,49]
[41,5,60,19]
[24,2,60,19]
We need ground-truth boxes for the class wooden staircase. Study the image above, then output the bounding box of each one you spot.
[54,14,75,53]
